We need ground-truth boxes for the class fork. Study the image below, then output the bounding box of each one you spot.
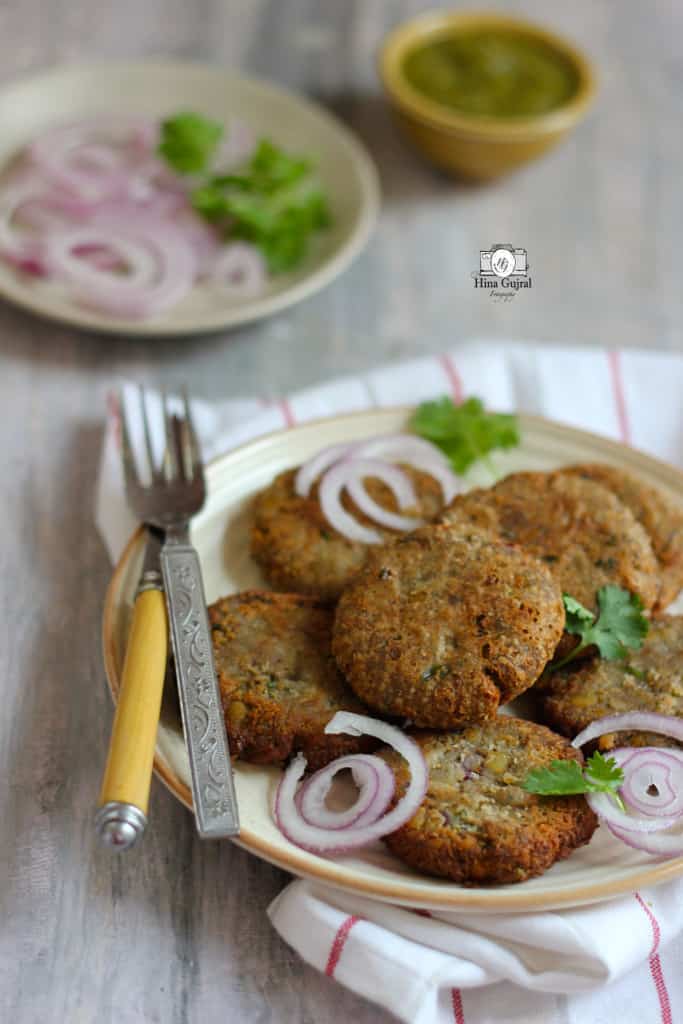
[96,387,239,847]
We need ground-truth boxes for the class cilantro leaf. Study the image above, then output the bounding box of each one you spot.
[584,751,624,794]
[523,759,588,795]
[189,139,331,273]
[552,586,649,671]
[158,112,223,174]
[523,752,624,799]
[563,594,595,631]
[410,396,520,475]
[591,585,649,658]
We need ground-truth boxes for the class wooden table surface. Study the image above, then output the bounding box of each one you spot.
[1,2,680,1021]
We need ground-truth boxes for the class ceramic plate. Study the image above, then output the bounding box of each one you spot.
[0,61,379,336]
[103,409,683,911]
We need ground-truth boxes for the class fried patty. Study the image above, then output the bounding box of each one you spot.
[559,463,683,610]
[542,615,683,751]
[209,591,373,769]
[332,523,564,728]
[383,717,597,885]
[440,471,659,612]
[250,465,445,602]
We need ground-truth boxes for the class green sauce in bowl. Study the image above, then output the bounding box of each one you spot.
[402,29,579,119]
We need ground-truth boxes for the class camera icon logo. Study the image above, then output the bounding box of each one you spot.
[479,245,528,278]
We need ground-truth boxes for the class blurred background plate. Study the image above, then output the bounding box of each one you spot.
[103,408,683,912]
[0,61,380,336]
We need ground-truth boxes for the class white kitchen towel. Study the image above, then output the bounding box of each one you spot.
[96,341,683,1024]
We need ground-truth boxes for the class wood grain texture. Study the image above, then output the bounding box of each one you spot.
[0,2,680,1022]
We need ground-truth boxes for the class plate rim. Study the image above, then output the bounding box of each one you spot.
[0,59,380,337]
[102,407,683,910]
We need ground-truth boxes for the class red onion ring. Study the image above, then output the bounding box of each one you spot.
[572,715,683,857]
[294,434,461,541]
[28,116,157,201]
[354,434,462,504]
[612,747,683,818]
[319,458,417,544]
[294,442,357,498]
[346,469,424,533]
[607,822,683,857]
[209,242,267,298]
[44,221,196,319]
[572,711,683,750]
[297,754,395,830]
[274,712,428,854]
[585,791,679,834]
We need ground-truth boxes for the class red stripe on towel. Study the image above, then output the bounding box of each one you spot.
[325,915,360,977]
[451,987,465,1024]
[439,354,464,404]
[607,350,631,445]
[635,893,673,1024]
[279,398,296,427]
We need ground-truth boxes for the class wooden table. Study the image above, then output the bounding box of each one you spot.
[2,2,680,1021]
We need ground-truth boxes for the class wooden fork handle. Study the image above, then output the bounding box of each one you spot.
[96,587,168,850]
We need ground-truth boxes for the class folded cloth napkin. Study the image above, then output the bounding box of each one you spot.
[96,341,683,1024]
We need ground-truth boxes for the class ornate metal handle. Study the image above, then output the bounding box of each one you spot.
[160,544,240,838]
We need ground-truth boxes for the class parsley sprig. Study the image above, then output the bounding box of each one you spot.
[552,586,649,672]
[411,396,519,475]
[158,114,331,273]
[524,751,625,809]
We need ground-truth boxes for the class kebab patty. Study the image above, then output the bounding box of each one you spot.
[332,523,565,729]
[209,591,373,769]
[559,463,683,610]
[542,614,683,751]
[440,470,659,612]
[383,717,598,885]
[250,465,445,602]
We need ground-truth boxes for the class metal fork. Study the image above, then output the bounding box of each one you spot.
[97,387,239,846]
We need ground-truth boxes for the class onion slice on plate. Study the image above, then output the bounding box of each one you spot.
[209,242,267,298]
[318,459,384,545]
[318,458,420,544]
[354,434,462,504]
[608,823,683,857]
[44,220,196,319]
[294,433,462,541]
[572,714,683,858]
[297,754,395,830]
[294,442,357,498]
[274,712,428,854]
[613,746,683,818]
[572,711,683,750]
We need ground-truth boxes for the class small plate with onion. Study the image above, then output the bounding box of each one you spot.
[0,61,379,336]
[103,407,683,911]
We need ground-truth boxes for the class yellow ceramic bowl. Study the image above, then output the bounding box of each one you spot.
[379,10,597,181]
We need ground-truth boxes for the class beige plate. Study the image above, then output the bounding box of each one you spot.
[103,409,683,912]
[0,61,379,336]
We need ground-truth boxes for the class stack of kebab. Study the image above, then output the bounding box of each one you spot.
[209,402,683,883]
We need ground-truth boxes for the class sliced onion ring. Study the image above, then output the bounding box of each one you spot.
[318,460,383,544]
[571,715,683,858]
[43,220,196,319]
[572,711,683,750]
[607,822,683,858]
[585,791,679,834]
[297,754,395,830]
[274,712,428,854]
[347,459,424,533]
[209,242,267,298]
[355,434,462,504]
[612,746,683,818]
[295,442,357,498]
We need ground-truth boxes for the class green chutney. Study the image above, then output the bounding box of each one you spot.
[403,30,579,119]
